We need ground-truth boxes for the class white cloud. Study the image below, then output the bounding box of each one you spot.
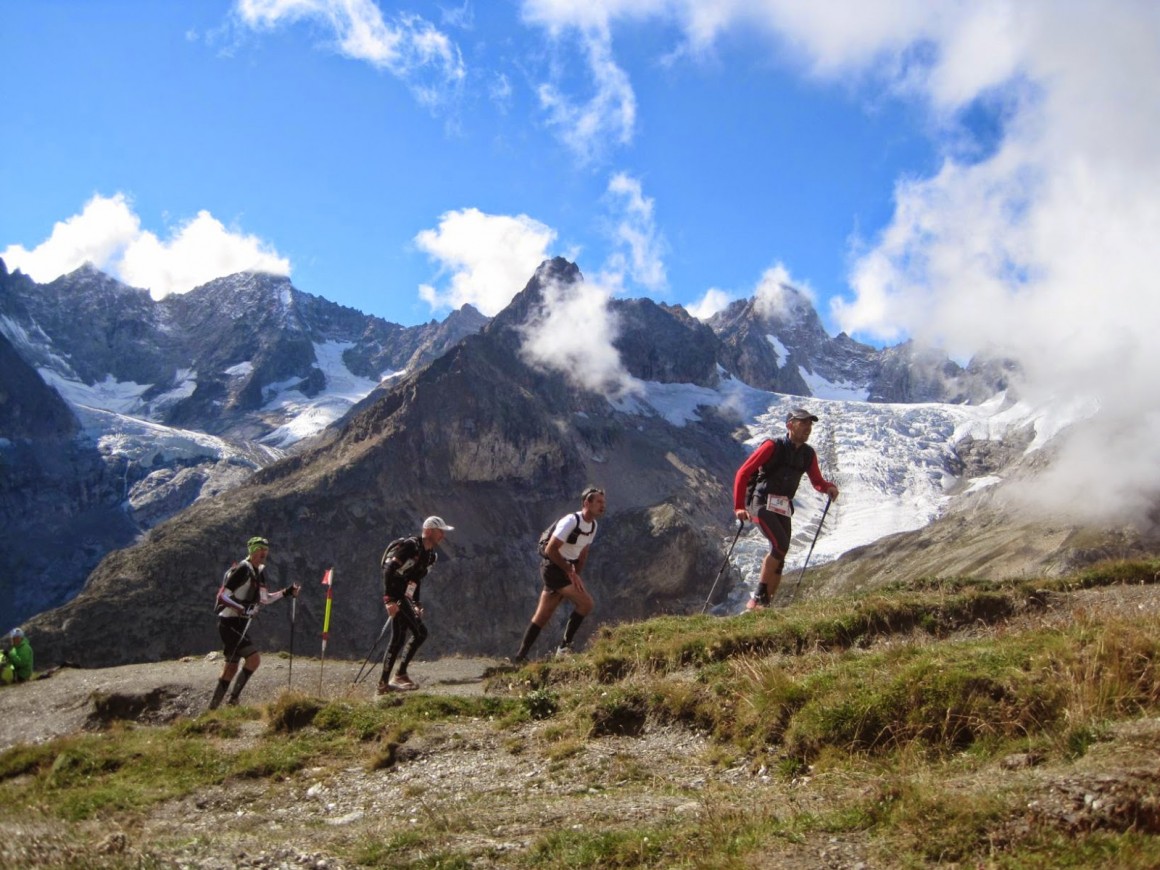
[686,287,733,321]
[518,273,641,398]
[489,72,514,111]
[685,263,814,324]
[804,2,1160,522]
[120,210,291,299]
[532,23,636,162]
[598,172,667,293]
[2,194,141,284]
[521,0,1160,520]
[234,0,465,106]
[2,193,290,298]
[754,263,815,320]
[415,208,557,315]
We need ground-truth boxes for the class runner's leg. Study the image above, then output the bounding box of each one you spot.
[753,510,791,604]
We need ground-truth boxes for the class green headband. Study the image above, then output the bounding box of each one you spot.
[247,536,270,554]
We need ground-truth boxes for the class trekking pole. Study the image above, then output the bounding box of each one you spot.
[790,496,832,604]
[232,614,254,658]
[288,595,297,689]
[353,615,393,685]
[701,518,745,614]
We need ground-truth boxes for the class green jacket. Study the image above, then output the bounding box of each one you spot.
[4,639,32,681]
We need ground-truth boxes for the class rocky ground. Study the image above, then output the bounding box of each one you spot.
[1,584,1159,868]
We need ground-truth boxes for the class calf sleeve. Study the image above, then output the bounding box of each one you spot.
[229,667,256,702]
[561,612,585,647]
[209,678,230,710]
[516,623,541,658]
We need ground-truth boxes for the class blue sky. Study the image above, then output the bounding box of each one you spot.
[4,1,936,336]
[3,1,1159,392]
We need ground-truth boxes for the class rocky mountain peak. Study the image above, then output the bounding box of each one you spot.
[485,255,582,338]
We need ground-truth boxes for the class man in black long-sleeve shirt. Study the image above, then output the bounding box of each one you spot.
[377,516,453,695]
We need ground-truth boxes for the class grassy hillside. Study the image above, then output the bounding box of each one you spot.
[2,559,1159,868]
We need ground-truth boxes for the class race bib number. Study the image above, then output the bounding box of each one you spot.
[405,581,417,601]
[765,494,791,517]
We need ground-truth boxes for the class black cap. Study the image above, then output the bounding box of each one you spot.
[786,408,819,422]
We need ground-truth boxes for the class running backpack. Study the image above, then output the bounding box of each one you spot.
[380,537,419,572]
[537,512,583,558]
[214,561,256,613]
[744,436,813,506]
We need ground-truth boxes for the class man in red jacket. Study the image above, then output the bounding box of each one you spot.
[733,408,839,609]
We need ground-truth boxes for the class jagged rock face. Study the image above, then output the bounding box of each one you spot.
[0,313,133,626]
[0,331,77,441]
[0,264,487,441]
[866,341,1016,405]
[611,299,720,387]
[707,286,1010,404]
[0,437,140,627]
[710,290,885,396]
[155,273,486,435]
[26,262,743,667]
[15,265,172,387]
[709,297,813,394]
[0,262,488,625]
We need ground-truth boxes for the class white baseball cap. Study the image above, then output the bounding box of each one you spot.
[422,516,454,531]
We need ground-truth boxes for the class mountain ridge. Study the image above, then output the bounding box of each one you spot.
[5,255,1101,661]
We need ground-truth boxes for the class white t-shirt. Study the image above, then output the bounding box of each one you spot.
[550,512,597,562]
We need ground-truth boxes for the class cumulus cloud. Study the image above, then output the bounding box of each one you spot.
[518,273,641,398]
[815,3,1160,523]
[598,172,667,293]
[415,208,557,316]
[2,193,290,298]
[234,0,465,106]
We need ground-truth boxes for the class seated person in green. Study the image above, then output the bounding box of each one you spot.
[1,628,33,683]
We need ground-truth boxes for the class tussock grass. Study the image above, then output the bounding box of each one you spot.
[586,612,1160,766]
[2,558,1159,867]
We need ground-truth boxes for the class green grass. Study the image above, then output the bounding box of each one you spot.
[2,558,1159,867]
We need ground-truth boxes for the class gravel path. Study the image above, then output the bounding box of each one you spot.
[0,652,504,751]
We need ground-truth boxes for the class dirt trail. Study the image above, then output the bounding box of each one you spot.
[0,653,504,751]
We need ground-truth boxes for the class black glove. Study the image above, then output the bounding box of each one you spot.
[282,585,298,599]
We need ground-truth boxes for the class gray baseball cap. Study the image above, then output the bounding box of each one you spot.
[786,408,819,422]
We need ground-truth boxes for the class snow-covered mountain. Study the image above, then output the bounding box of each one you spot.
[0,262,486,444]
[22,257,1084,669]
[614,374,1081,612]
[4,255,1042,640]
[0,259,486,625]
[707,286,1012,404]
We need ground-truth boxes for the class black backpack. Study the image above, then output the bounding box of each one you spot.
[380,537,411,570]
[537,512,583,558]
[744,436,812,506]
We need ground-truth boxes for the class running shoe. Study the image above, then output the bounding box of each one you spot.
[390,674,419,691]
